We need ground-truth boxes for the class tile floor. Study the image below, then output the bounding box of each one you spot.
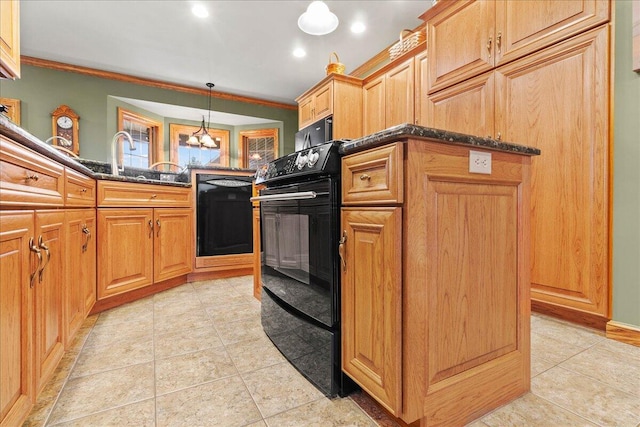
[24,276,640,427]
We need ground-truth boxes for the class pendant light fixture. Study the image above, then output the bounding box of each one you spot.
[188,82,219,148]
[298,1,339,36]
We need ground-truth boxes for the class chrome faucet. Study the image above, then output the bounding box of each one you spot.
[110,131,135,176]
[45,135,73,148]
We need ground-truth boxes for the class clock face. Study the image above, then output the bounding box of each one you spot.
[57,116,73,129]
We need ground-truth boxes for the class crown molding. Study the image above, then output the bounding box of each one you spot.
[21,56,298,111]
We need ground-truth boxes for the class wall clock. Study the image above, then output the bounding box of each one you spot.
[51,104,80,155]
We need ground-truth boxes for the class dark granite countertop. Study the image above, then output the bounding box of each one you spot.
[339,123,541,156]
[1,117,256,187]
[1,115,96,176]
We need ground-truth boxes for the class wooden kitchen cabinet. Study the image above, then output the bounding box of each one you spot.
[0,212,34,427]
[423,0,610,93]
[65,209,96,345]
[341,207,402,415]
[296,74,363,139]
[499,27,610,322]
[422,70,495,138]
[298,80,332,129]
[33,210,66,394]
[0,135,65,208]
[97,209,154,299]
[252,207,262,300]
[0,0,20,79]
[423,26,611,324]
[96,181,192,301]
[341,138,532,425]
[363,57,415,135]
[0,134,99,426]
[153,208,193,283]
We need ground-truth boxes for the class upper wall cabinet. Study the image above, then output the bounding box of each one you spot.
[0,0,20,79]
[422,0,610,93]
[296,74,363,139]
[363,56,416,135]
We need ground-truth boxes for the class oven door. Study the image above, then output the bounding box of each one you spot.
[257,178,339,328]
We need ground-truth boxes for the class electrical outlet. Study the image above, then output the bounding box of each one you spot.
[469,150,491,174]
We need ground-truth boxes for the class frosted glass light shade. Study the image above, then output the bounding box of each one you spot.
[298,1,338,35]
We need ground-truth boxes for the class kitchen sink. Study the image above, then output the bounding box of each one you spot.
[75,158,190,183]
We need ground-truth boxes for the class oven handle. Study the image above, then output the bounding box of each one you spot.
[250,191,319,202]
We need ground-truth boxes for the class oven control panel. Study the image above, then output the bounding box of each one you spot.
[255,141,341,185]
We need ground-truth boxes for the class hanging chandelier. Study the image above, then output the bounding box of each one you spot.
[188,82,219,148]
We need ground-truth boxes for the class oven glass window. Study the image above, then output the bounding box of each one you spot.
[264,213,310,284]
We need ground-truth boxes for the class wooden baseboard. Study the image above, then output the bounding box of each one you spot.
[90,275,187,314]
[606,321,640,347]
[187,268,254,283]
[531,300,609,330]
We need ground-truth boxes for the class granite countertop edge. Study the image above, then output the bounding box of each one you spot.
[338,124,541,156]
[1,117,255,187]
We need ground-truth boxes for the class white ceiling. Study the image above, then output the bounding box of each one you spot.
[20,1,432,108]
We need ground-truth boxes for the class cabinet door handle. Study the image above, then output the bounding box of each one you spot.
[82,225,91,252]
[496,132,502,141]
[338,230,347,270]
[25,172,39,182]
[496,31,502,54]
[37,235,50,283]
[148,220,154,237]
[156,219,161,236]
[487,36,492,58]
[29,237,42,288]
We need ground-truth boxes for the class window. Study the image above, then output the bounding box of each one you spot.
[117,108,162,168]
[239,128,279,170]
[169,124,230,168]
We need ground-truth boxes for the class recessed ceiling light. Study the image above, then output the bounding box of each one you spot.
[351,22,366,34]
[293,48,307,58]
[192,4,209,18]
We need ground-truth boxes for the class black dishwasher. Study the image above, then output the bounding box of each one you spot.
[196,174,253,256]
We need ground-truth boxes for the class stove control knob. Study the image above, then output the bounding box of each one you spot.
[296,154,308,170]
[307,150,320,167]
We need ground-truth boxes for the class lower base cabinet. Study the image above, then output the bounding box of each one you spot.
[33,210,65,395]
[97,208,192,300]
[65,209,96,344]
[341,207,402,415]
[0,212,35,427]
[341,140,532,425]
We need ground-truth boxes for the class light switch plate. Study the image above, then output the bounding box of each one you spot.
[469,150,491,174]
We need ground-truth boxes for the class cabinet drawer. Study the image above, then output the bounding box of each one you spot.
[0,135,65,207]
[342,143,403,204]
[97,180,192,208]
[65,167,96,206]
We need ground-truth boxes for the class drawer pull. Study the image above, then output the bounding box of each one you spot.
[359,174,371,181]
[80,188,87,193]
[25,172,39,182]
[151,194,157,199]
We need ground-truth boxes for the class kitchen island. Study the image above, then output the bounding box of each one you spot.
[339,124,540,426]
